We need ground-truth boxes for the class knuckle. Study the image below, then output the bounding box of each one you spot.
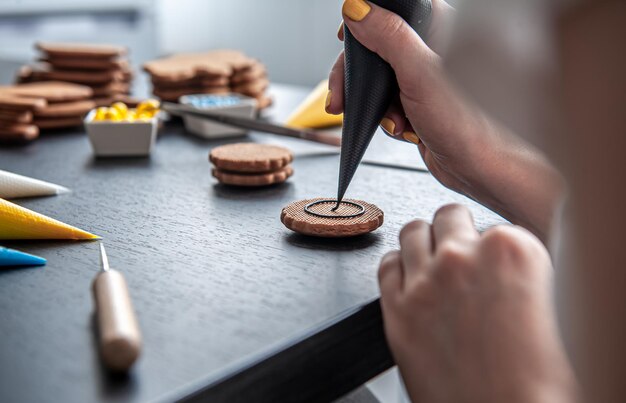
[481,226,527,256]
[381,14,405,40]
[399,220,429,242]
[434,203,468,220]
[376,15,410,51]
[435,241,471,271]
[480,226,550,275]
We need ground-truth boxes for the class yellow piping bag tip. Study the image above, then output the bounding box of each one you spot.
[73,230,101,240]
[0,198,98,241]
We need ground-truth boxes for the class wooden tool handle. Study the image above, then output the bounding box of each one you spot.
[92,270,141,371]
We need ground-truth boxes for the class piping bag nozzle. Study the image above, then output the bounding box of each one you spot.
[335,0,432,208]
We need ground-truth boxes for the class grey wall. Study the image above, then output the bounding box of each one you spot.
[0,1,158,84]
[0,0,460,87]
[156,0,344,87]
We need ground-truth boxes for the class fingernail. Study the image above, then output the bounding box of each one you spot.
[403,131,421,144]
[380,118,396,135]
[325,90,332,112]
[337,21,344,40]
[342,0,371,22]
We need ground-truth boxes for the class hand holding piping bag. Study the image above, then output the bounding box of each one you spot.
[328,0,563,241]
[330,0,432,209]
[329,0,488,198]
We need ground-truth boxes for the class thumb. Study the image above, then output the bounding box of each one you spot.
[341,0,432,80]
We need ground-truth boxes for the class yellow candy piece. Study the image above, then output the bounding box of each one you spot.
[93,107,109,121]
[103,108,122,121]
[135,110,155,120]
[124,109,137,122]
[136,99,160,115]
[111,102,128,117]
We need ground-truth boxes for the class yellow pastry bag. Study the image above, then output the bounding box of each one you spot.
[0,198,98,240]
[285,80,343,129]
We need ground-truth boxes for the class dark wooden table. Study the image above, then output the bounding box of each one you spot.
[0,84,504,403]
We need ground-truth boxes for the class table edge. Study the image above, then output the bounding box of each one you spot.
[167,298,393,403]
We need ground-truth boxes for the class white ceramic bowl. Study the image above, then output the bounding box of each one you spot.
[84,109,158,157]
[179,93,257,139]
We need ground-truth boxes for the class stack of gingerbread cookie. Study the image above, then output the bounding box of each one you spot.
[209,143,293,187]
[16,42,133,106]
[0,81,94,141]
[143,50,271,109]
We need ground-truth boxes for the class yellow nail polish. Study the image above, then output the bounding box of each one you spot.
[342,0,371,22]
[403,131,421,144]
[325,90,332,111]
[380,118,396,135]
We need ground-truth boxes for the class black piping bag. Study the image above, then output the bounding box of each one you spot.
[334,0,432,209]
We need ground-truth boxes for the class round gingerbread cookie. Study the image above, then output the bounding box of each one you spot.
[212,165,293,187]
[209,143,293,173]
[281,198,384,237]
[0,123,39,141]
[33,100,96,118]
[33,117,83,129]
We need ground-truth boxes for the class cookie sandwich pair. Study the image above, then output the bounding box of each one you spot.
[209,143,293,187]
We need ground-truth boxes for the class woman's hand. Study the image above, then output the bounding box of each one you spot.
[328,0,564,242]
[379,204,578,403]
[329,0,481,193]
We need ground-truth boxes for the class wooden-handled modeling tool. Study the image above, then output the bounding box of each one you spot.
[92,243,141,372]
[162,102,342,147]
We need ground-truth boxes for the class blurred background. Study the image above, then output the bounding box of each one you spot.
[0,0,345,86]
